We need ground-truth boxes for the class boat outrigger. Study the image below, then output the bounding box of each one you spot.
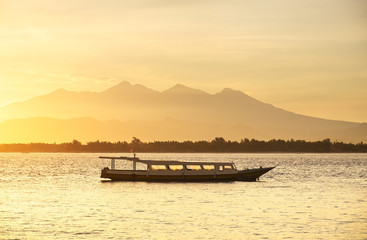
[100,154,275,182]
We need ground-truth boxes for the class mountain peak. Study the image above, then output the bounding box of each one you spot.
[102,81,131,92]
[215,88,263,104]
[45,88,72,97]
[101,81,156,95]
[52,88,68,93]
[218,88,245,95]
[163,84,208,95]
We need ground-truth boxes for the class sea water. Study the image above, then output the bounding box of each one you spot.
[0,153,366,239]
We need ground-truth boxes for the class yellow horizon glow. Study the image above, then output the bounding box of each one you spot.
[0,0,366,122]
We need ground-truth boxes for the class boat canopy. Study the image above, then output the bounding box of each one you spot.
[99,156,235,166]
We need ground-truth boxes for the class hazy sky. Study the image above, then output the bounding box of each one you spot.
[1,0,366,122]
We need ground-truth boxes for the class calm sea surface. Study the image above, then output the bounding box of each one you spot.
[0,153,366,240]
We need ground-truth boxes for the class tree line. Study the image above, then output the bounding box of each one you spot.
[0,137,366,153]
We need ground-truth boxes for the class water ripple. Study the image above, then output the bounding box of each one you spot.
[0,153,366,239]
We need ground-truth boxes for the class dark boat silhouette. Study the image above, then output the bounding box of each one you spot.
[100,155,274,182]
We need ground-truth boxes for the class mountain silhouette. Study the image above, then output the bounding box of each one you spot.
[0,81,365,143]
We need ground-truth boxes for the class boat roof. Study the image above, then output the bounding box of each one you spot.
[99,156,234,165]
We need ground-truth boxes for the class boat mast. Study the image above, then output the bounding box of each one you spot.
[111,158,115,170]
[132,151,137,170]
[133,155,137,170]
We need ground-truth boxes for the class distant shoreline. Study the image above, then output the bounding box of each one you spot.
[0,138,366,153]
[2,152,367,154]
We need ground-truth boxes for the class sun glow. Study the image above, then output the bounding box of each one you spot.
[0,0,366,144]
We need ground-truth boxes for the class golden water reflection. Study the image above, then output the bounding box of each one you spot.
[0,153,366,239]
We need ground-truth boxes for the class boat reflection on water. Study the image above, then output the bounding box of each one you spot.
[100,154,275,182]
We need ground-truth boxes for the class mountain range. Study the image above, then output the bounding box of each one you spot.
[0,81,366,143]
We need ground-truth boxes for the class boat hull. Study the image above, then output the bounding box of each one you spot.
[101,167,274,182]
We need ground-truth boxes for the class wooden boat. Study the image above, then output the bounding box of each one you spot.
[100,155,275,182]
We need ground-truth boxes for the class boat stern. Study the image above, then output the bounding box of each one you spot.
[101,167,110,178]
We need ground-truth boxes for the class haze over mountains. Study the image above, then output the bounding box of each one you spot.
[0,81,366,143]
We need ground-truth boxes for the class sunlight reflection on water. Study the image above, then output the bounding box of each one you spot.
[0,153,366,239]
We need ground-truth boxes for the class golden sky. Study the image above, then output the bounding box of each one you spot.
[1,0,366,122]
